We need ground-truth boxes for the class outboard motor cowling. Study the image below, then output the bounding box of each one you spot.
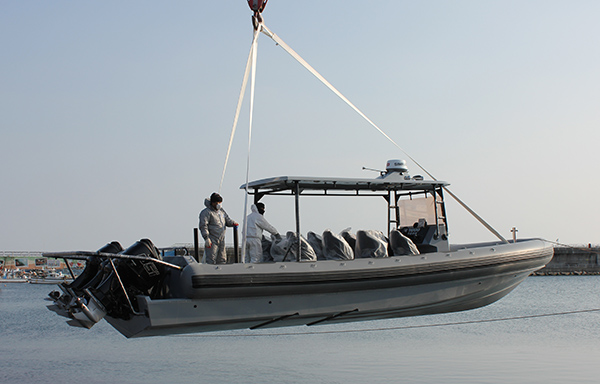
[47,238,167,329]
[120,239,163,291]
[89,238,165,320]
[68,241,123,292]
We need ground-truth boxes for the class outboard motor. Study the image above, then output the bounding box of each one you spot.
[89,239,164,320]
[68,241,123,293]
[47,242,123,328]
[47,239,166,329]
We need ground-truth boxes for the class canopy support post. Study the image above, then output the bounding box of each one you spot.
[295,181,301,262]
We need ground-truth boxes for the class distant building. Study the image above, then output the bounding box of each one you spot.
[0,251,78,270]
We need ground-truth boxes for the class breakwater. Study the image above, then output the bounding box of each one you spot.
[534,246,600,275]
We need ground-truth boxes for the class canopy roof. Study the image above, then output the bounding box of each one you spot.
[240,175,449,197]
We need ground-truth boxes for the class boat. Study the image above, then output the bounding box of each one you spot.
[43,4,552,338]
[1,270,29,284]
[29,270,73,285]
[44,159,552,338]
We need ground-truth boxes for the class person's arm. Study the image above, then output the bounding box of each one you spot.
[199,211,212,248]
[257,216,278,236]
[223,209,238,227]
[199,211,210,240]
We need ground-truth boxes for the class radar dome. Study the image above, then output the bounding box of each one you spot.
[386,159,408,174]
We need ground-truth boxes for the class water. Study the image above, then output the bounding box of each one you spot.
[1,277,600,383]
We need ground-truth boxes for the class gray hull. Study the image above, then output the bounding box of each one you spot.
[107,239,552,338]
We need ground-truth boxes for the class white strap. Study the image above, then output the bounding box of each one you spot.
[240,27,261,262]
[260,23,508,244]
[219,29,259,194]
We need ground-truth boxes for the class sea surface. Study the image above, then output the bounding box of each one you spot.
[1,276,599,384]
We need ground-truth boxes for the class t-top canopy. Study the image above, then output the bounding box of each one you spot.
[240,174,449,197]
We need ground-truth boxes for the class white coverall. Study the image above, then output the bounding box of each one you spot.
[245,204,279,263]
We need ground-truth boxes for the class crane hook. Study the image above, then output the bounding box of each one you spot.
[248,0,268,29]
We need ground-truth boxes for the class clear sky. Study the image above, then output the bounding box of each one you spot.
[1,1,599,251]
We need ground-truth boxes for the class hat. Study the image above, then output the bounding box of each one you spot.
[210,193,223,203]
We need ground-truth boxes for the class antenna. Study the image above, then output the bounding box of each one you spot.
[362,166,385,176]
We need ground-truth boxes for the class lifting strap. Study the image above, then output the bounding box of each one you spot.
[219,29,259,194]
[219,16,508,246]
[240,27,261,261]
[218,27,260,263]
[259,23,509,244]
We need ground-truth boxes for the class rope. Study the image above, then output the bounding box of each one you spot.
[259,23,508,243]
[173,307,600,338]
[442,187,508,243]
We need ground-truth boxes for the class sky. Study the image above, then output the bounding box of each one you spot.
[1,1,599,251]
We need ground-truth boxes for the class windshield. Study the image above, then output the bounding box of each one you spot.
[398,195,437,228]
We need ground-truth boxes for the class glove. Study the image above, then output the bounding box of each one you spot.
[274,233,282,240]
[205,238,212,248]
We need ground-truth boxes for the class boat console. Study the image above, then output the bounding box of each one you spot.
[400,223,449,253]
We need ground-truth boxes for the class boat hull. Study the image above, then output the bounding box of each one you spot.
[107,239,552,338]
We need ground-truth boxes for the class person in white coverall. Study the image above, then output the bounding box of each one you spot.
[245,203,279,263]
[199,193,238,264]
